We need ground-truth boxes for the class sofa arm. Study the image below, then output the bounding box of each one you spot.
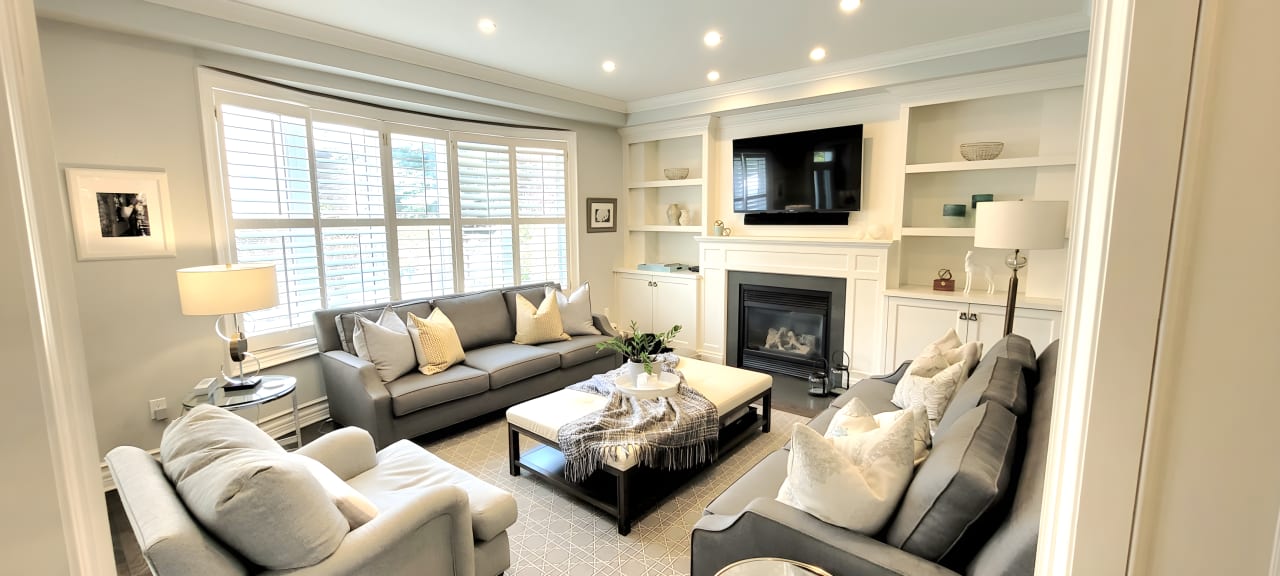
[872,361,912,384]
[592,313,619,338]
[691,497,960,576]
[319,351,395,449]
[295,427,377,481]
[266,484,476,576]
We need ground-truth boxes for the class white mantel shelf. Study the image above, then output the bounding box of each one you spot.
[885,285,1063,311]
[694,235,895,248]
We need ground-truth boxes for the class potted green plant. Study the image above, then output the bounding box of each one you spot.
[596,321,682,375]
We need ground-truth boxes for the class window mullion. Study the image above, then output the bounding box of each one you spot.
[378,129,402,301]
[304,113,330,314]
[507,144,522,287]
[447,133,466,293]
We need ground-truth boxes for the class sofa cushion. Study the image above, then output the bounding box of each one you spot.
[805,406,838,437]
[536,335,613,368]
[348,439,517,542]
[336,301,432,355]
[432,290,513,349]
[464,343,560,389]
[936,357,1029,434]
[979,334,1038,382]
[384,364,490,416]
[704,450,789,516]
[830,378,899,413]
[886,403,1019,562]
[967,340,1059,574]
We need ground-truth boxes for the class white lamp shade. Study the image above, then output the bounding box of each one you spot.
[974,200,1068,250]
[176,264,279,316]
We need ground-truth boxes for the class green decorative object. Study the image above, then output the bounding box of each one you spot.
[942,204,967,217]
[972,194,994,209]
[596,321,682,375]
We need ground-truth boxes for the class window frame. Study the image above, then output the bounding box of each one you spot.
[196,68,580,366]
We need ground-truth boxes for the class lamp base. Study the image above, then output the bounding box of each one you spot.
[221,375,262,392]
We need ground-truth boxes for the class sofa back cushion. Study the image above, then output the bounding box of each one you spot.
[936,357,1029,434]
[966,340,1060,575]
[327,300,433,355]
[886,402,1018,562]
[432,289,513,349]
[978,334,1038,382]
[503,283,555,328]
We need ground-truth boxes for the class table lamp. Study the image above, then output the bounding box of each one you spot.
[176,264,279,390]
[974,200,1067,336]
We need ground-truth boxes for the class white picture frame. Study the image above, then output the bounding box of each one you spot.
[64,167,176,261]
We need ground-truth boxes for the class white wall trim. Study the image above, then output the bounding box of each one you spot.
[101,398,332,491]
[1272,510,1280,576]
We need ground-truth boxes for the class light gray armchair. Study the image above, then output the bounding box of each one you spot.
[107,426,515,575]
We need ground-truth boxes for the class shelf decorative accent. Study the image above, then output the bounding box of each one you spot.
[960,141,1004,161]
[666,203,681,224]
[663,167,690,180]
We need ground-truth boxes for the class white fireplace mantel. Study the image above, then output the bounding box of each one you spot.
[696,235,894,377]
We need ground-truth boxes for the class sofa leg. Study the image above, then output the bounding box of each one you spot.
[762,391,772,434]
[508,426,521,477]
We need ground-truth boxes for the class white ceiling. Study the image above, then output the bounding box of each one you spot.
[224,0,1087,103]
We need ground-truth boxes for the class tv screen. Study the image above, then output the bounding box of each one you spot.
[732,124,863,213]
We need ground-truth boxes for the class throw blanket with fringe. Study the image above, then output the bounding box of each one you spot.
[558,353,719,483]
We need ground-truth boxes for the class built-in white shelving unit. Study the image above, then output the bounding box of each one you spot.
[903,155,1076,174]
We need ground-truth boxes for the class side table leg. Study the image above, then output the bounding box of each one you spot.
[291,392,302,449]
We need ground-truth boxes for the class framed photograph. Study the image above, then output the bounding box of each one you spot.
[586,197,617,233]
[64,168,176,260]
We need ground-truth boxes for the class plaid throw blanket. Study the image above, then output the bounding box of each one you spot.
[558,353,719,483]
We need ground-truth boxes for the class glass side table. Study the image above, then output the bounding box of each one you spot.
[716,558,834,576]
[182,375,301,449]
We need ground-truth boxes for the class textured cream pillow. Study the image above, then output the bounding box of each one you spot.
[892,329,964,409]
[291,454,378,530]
[827,400,932,466]
[513,288,571,345]
[407,309,466,375]
[777,406,917,534]
[897,361,968,430]
[556,283,601,336]
[352,307,416,383]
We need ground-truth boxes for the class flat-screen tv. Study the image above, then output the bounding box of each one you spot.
[732,124,863,213]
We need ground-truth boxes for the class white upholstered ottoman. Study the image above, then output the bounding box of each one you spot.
[506,357,772,534]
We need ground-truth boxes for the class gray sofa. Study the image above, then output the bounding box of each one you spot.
[315,282,621,449]
[692,335,1058,576]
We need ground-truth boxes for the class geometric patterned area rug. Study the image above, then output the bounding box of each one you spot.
[423,409,808,576]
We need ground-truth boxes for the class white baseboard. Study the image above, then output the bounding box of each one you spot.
[101,397,330,492]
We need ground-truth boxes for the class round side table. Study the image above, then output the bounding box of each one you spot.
[715,558,834,576]
[182,375,301,449]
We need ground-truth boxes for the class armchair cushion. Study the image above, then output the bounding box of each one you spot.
[463,343,560,389]
[293,453,379,529]
[536,334,613,368]
[295,427,377,481]
[385,364,489,417]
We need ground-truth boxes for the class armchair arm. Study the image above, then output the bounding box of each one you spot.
[295,427,377,481]
[692,497,960,576]
[319,351,395,449]
[592,312,619,338]
[267,484,475,576]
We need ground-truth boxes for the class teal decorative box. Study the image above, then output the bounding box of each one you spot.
[972,194,994,209]
[637,263,688,273]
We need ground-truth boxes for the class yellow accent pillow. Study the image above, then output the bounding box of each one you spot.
[512,288,571,345]
[407,309,466,376]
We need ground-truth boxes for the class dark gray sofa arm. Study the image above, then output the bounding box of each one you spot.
[691,497,960,576]
[592,313,619,338]
[873,361,912,384]
[319,350,395,449]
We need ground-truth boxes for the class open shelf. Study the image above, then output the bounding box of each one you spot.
[905,155,1076,174]
[901,227,975,237]
[627,178,705,189]
[630,225,702,233]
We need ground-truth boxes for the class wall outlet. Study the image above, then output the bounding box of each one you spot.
[149,398,168,421]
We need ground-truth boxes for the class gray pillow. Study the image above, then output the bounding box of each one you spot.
[557,282,601,336]
[353,307,417,382]
[161,404,283,484]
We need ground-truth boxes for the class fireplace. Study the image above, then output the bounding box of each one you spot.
[727,271,846,379]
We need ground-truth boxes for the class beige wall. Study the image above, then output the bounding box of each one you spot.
[1132,0,1280,573]
[37,19,622,458]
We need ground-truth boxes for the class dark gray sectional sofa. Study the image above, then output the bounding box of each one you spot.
[692,335,1059,576]
[314,282,621,449]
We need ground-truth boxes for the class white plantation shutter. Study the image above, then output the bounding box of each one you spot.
[457,141,512,219]
[313,122,384,219]
[461,224,514,291]
[220,105,313,220]
[391,132,451,219]
[516,147,566,218]
[234,227,321,334]
[321,227,390,307]
[519,224,568,286]
[397,225,453,298]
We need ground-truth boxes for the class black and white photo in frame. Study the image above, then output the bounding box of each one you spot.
[585,197,617,233]
[65,167,176,260]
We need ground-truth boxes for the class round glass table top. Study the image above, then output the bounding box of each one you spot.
[182,375,297,410]
[715,558,833,576]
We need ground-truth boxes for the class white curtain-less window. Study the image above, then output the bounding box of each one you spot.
[213,93,571,346]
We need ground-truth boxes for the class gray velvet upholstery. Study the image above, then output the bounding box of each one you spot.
[830,377,899,412]
[432,290,514,350]
[503,285,550,325]
[981,334,1038,380]
[536,334,613,368]
[936,357,1029,434]
[704,450,789,516]
[384,365,490,416]
[464,343,561,389]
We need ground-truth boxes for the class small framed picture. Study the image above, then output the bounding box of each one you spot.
[64,168,177,261]
[586,197,617,233]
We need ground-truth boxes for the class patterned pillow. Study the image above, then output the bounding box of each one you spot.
[512,287,571,345]
[407,309,466,375]
[827,401,934,466]
[892,329,963,409]
[897,361,967,431]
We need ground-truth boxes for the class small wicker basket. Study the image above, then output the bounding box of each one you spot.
[960,142,1004,161]
[663,167,690,180]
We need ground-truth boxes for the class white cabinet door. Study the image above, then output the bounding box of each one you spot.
[615,274,654,334]
[653,276,697,353]
[885,298,969,368]
[968,304,1061,355]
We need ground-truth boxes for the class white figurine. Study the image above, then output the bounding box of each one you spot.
[964,251,995,295]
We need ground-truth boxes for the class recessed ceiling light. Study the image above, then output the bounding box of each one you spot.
[704,30,722,47]
[839,0,862,13]
[477,18,496,34]
[602,60,617,73]
[707,70,721,81]
[809,47,827,61]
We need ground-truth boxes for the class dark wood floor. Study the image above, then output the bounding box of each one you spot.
[768,373,837,418]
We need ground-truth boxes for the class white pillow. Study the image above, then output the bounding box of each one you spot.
[892,329,963,409]
[777,409,917,534]
[827,399,932,466]
[353,307,417,383]
[512,287,571,345]
[291,454,378,530]
[557,283,601,336]
[944,340,984,376]
[896,361,968,430]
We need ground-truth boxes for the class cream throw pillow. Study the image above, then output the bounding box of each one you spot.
[896,361,967,430]
[291,454,378,530]
[352,307,416,383]
[777,407,917,534]
[407,309,466,375]
[827,399,933,466]
[892,328,963,409]
[513,287,571,345]
[556,282,601,336]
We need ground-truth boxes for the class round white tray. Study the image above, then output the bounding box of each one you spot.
[616,372,680,399]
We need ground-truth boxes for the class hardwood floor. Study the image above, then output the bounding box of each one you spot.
[767,373,835,418]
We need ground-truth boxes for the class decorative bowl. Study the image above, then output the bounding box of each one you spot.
[663,167,690,180]
[616,371,679,399]
[960,142,1004,161]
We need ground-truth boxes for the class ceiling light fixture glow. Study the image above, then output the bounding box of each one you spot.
[704,30,722,47]
[707,70,721,81]
[477,18,496,34]
[839,0,862,12]
[602,60,617,73]
[809,47,827,61]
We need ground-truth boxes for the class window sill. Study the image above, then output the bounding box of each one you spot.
[254,338,320,369]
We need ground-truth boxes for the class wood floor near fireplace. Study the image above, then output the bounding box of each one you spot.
[767,373,832,418]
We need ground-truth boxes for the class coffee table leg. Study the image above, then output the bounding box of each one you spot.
[616,469,631,536]
[762,390,772,434]
[508,425,521,477]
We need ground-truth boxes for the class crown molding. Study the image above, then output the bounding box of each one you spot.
[617,115,714,142]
